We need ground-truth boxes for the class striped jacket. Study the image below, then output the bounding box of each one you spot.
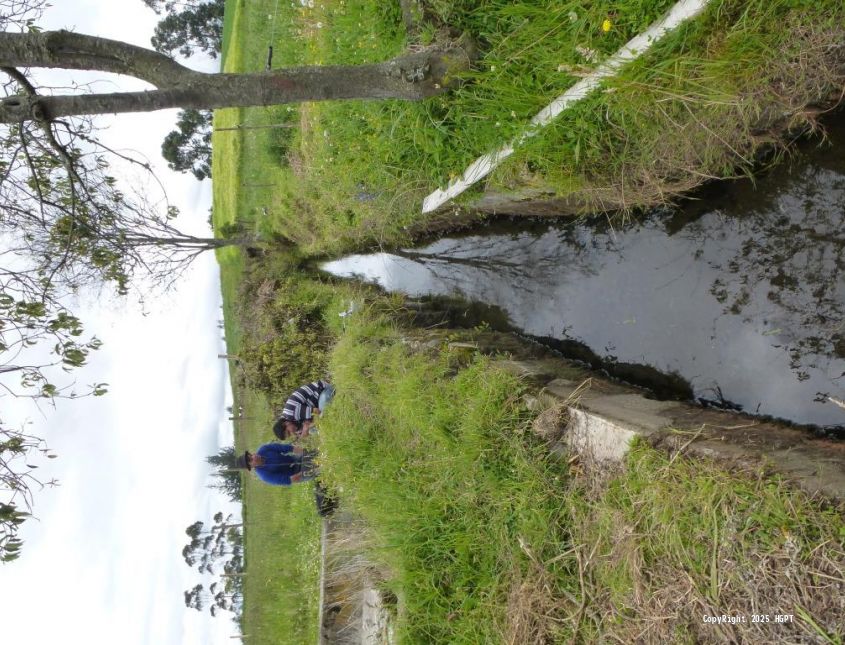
[281,380,329,423]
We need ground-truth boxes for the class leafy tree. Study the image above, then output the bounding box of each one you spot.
[0,423,58,562]
[0,0,256,556]
[145,0,225,60]
[161,108,212,180]
[182,511,243,575]
[0,89,250,396]
[184,581,243,617]
[206,446,241,502]
[183,583,204,611]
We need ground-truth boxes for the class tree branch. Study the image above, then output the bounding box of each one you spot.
[0,30,200,89]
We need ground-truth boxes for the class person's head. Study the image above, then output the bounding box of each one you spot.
[236,450,264,470]
[272,417,300,441]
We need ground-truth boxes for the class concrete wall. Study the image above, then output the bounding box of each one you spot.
[441,329,845,502]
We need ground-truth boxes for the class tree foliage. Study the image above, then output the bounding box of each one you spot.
[144,0,225,59]
[0,423,58,562]
[0,0,254,556]
[182,511,244,618]
[205,445,241,502]
[0,90,242,395]
[0,10,254,399]
[161,108,212,180]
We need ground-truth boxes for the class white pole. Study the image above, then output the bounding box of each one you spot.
[421,0,712,214]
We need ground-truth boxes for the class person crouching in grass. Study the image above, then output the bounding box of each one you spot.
[272,379,335,441]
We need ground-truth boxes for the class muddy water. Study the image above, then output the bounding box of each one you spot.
[324,122,845,430]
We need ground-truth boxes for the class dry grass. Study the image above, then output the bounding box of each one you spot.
[564,446,845,644]
[494,437,845,644]
[504,563,561,645]
[320,514,395,645]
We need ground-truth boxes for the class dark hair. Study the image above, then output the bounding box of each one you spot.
[272,417,294,440]
[236,451,252,470]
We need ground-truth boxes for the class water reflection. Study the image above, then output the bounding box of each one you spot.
[325,124,845,429]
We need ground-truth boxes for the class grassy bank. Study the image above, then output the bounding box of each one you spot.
[217,255,357,642]
[317,307,845,643]
[219,257,845,642]
[217,0,843,257]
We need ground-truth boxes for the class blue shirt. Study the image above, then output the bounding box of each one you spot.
[253,443,302,486]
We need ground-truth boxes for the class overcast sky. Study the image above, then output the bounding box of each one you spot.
[0,2,241,643]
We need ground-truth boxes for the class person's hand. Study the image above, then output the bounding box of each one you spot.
[290,472,302,483]
[301,419,315,435]
[292,446,304,456]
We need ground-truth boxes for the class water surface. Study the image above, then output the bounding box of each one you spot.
[325,124,845,429]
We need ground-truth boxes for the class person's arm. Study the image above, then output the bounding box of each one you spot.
[254,468,291,486]
[260,443,294,456]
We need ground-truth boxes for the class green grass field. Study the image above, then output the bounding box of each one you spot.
[219,267,356,643]
[235,390,323,644]
[214,3,334,640]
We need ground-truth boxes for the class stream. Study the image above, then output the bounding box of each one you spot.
[324,120,845,431]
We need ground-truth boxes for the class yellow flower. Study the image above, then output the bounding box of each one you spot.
[601,19,612,33]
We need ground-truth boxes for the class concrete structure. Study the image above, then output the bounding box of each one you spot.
[407,326,845,501]
[459,330,845,502]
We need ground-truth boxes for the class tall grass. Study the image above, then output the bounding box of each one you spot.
[317,306,845,643]
[318,309,575,642]
[216,0,844,256]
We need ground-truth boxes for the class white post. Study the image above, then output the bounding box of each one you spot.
[421,0,712,214]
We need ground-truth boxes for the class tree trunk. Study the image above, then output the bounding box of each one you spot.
[121,234,249,249]
[0,31,471,124]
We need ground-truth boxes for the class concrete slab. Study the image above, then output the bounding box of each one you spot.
[578,393,680,434]
[493,359,565,383]
[567,408,641,462]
